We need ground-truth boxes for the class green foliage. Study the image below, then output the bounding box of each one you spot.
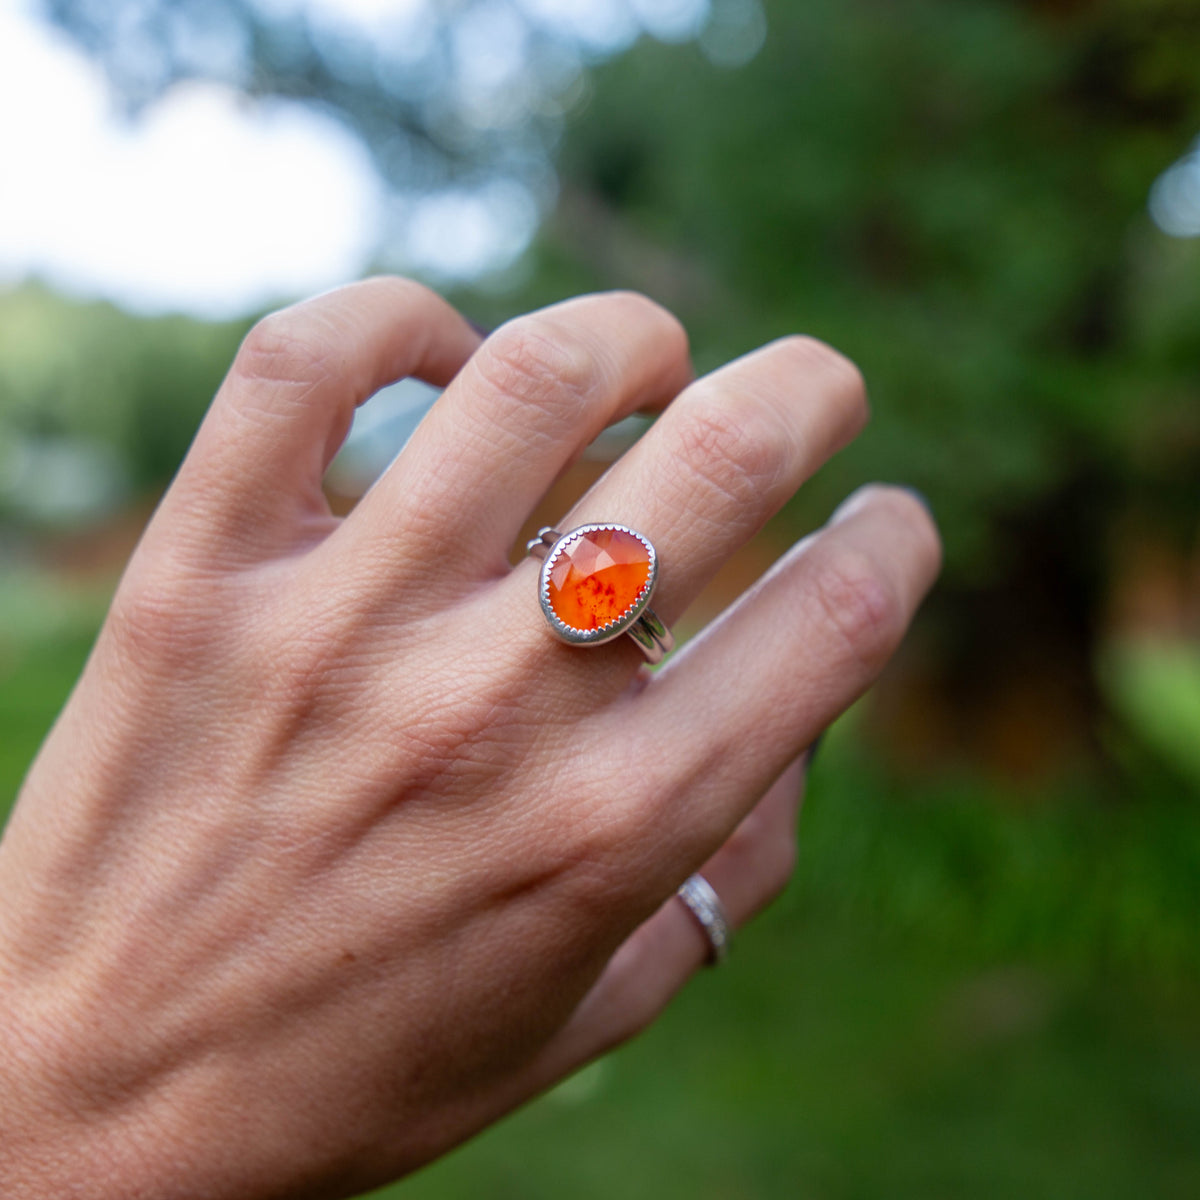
[0,285,245,517]
[0,574,106,806]
[366,737,1200,1199]
[1101,637,1200,787]
[797,721,1200,981]
[377,913,1200,1199]
[519,0,1200,580]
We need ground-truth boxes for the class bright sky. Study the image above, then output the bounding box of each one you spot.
[0,0,715,320]
[0,2,400,317]
[0,0,1188,324]
[1149,139,1200,239]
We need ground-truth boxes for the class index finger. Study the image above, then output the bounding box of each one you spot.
[161,277,481,562]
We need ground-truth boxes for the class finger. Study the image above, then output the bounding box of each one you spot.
[612,485,940,885]
[369,755,809,1143]
[525,334,868,626]
[526,756,808,1077]
[163,277,481,558]
[344,291,692,579]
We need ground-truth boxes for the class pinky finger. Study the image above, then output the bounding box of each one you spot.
[534,754,808,1074]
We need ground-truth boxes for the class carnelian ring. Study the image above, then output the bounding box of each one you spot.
[526,523,674,663]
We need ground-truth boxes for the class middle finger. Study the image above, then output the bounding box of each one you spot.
[345,291,692,583]
[528,334,869,628]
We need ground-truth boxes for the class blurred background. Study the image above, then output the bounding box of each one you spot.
[2,0,1199,1194]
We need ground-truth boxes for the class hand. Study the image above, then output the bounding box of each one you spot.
[0,279,940,1199]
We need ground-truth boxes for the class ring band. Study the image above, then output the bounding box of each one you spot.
[526,524,675,664]
[675,873,730,965]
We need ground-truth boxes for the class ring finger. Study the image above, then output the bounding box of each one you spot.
[521,334,869,637]
[513,755,808,1088]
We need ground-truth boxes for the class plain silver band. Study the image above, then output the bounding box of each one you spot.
[675,873,730,966]
[526,526,675,664]
[622,605,673,664]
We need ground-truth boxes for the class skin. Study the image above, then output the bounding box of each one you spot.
[0,279,941,1200]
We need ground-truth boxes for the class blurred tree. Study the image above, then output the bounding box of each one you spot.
[44,0,557,182]
[23,0,1200,784]
[0,286,244,524]
[39,0,754,272]
[526,0,1200,559]
[505,0,1200,781]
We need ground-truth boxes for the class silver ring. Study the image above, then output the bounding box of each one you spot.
[675,873,730,965]
[526,524,674,664]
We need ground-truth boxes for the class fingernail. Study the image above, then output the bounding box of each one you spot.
[804,730,825,768]
[896,485,934,518]
[466,319,491,339]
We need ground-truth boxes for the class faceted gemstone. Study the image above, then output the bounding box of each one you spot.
[547,527,652,632]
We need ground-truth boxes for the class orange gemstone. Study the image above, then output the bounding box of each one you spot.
[547,527,652,632]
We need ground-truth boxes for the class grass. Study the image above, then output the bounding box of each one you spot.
[0,577,101,807]
[2,595,1198,1199]
[371,744,1200,1200]
[374,920,1200,1200]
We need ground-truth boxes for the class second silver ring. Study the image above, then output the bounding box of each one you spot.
[676,873,731,965]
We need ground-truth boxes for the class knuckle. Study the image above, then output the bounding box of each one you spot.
[471,318,605,414]
[608,290,690,352]
[806,546,904,671]
[603,287,657,311]
[671,398,786,511]
[875,484,944,570]
[866,481,928,511]
[104,570,215,675]
[232,308,338,391]
[360,273,436,308]
[779,335,869,428]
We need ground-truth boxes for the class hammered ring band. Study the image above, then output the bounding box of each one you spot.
[675,873,731,965]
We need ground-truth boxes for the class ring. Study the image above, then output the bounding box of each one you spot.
[526,524,675,664]
[676,874,730,965]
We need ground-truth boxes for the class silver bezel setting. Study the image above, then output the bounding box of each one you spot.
[538,522,659,647]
